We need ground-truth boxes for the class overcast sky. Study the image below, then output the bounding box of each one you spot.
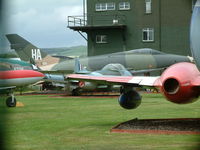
[1,0,86,49]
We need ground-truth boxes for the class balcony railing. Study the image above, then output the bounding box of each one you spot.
[68,14,126,27]
[68,16,87,27]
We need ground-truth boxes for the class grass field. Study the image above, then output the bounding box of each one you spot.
[1,93,200,150]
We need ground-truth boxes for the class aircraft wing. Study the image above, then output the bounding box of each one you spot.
[40,70,72,74]
[0,86,16,90]
[66,74,160,87]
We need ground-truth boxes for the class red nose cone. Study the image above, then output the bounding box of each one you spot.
[26,70,44,78]
[0,70,44,79]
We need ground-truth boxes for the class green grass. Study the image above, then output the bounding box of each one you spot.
[1,93,200,150]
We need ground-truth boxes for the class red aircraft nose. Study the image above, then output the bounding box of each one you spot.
[22,70,44,78]
[0,70,44,87]
[0,70,44,79]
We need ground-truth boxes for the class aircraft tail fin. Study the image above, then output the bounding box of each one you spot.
[74,57,82,73]
[74,58,90,74]
[6,34,33,47]
[6,34,48,62]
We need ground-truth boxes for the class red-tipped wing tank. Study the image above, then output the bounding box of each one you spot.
[156,62,200,104]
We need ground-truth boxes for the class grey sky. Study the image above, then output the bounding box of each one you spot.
[2,0,86,49]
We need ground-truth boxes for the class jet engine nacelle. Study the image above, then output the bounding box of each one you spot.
[118,89,142,109]
[44,74,65,83]
[158,62,200,104]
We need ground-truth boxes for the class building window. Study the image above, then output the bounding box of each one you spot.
[96,35,107,43]
[96,3,115,11]
[142,28,154,42]
[145,0,152,14]
[119,2,130,10]
[96,3,106,11]
[107,3,115,10]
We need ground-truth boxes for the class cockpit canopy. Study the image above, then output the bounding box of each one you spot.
[102,63,126,71]
[115,48,165,55]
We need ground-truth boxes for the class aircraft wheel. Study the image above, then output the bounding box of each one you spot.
[72,89,80,96]
[6,96,17,107]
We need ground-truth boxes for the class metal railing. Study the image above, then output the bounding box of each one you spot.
[68,14,126,27]
[68,16,87,27]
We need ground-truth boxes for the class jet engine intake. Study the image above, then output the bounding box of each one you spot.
[159,62,200,104]
[163,78,179,95]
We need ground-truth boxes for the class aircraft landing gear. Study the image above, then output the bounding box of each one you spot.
[6,95,16,107]
[72,88,80,96]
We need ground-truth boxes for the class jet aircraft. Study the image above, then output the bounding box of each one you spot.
[6,34,193,75]
[66,0,200,110]
[0,58,44,107]
[52,49,193,74]
[65,58,133,95]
